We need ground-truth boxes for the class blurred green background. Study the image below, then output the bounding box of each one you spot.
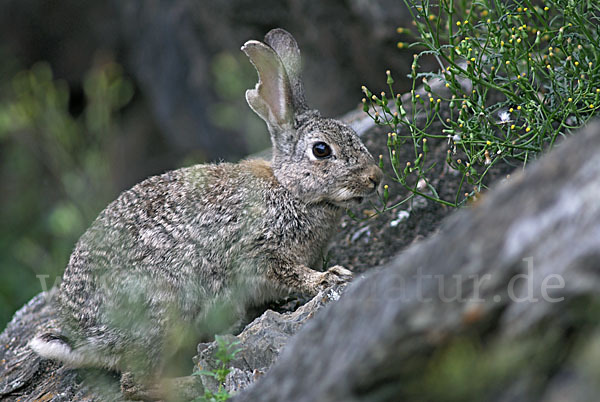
[0,0,413,330]
[0,51,264,331]
[0,60,130,329]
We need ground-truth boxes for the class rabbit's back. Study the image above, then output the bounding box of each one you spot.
[56,159,340,347]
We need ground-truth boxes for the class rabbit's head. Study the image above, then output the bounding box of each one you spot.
[242,29,382,207]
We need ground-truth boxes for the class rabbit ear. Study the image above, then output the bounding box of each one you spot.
[263,28,309,113]
[242,40,295,136]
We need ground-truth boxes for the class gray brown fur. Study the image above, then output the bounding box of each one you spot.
[29,28,382,391]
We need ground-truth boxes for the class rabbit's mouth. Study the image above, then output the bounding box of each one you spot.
[324,185,377,208]
[327,196,364,209]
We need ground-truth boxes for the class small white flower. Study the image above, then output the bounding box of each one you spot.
[498,110,511,124]
[452,134,461,142]
[390,210,410,227]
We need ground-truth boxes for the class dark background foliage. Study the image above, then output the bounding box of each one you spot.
[0,0,415,330]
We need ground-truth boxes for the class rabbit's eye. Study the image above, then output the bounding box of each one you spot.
[312,142,332,159]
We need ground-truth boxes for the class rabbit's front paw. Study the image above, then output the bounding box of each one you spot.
[318,265,353,289]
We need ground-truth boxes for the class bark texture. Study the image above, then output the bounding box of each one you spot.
[234,121,600,402]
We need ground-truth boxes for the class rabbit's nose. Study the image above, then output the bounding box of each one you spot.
[366,165,383,191]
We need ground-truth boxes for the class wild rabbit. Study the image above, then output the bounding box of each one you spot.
[29,28,382,397]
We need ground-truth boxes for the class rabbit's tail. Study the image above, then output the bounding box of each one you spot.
[29,330,119,369]
[29,331,79,364]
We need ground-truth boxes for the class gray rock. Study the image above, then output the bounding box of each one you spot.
[194,286,346,394]
[233,121,600,401]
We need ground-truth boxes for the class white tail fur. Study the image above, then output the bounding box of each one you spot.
[29,334,119,369]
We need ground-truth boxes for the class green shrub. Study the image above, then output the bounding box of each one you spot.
[0,62,133,329]
[364,0,600,208]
